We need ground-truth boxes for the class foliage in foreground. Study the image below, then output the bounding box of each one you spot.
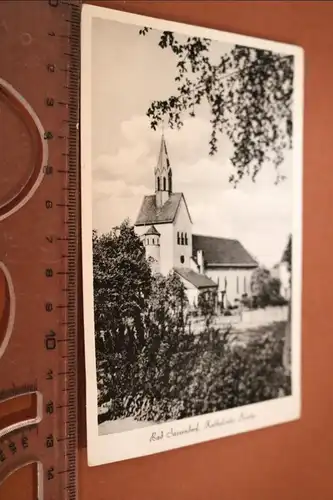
[99,324,290,424]
[138,27,294,187]
[94,223,291,425]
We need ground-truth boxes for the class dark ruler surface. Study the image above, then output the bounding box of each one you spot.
[1,1,333,500]
[0,1,80,499]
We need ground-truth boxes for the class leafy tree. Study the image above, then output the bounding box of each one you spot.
[130,272,195,422]
[139,28,294,186]
[93,220,152,419]
[93,220,152,350]
[93,222,193,422]
[250,266,286,307]
[198,289,217,322]
[250,266,271,305]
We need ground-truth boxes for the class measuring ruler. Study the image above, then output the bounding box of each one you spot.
[0,1,80,499]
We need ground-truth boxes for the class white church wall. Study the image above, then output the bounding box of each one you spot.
[159,223,175,275]
[205,267,255,305]
[190,257,199,272]
[175,273,199,308]
[173,197,192,269]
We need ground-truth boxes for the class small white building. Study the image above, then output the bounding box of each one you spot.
[135,135,258,308]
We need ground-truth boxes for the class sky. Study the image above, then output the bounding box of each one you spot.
[90,17,293,268]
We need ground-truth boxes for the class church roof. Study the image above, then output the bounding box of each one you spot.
[143,225,160,236]
[192,234,258,268]
[174,267,218,290]
[155,134,171,174]
[135,193,192,226]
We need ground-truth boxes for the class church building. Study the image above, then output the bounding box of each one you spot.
[134,135,258,309]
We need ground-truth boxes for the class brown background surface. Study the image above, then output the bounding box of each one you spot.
[2,1,333,499]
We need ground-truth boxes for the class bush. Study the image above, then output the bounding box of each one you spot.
[241,295,253,309]
[129,328,290,422]
[270,296,289,307]
[241,293,288,310]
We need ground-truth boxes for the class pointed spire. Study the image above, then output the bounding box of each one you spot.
[154,129,173,207]
[155,133,170,174]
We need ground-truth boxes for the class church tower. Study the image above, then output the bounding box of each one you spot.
[155,134,172,208]
[141,225,161,274]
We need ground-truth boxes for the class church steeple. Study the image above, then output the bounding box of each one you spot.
[155,133,172,208]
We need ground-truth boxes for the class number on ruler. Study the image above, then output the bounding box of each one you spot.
[21,436,29,449]
[45,302,53,312]
[46,369,53,380]
[45,268,53,277]
[45,401,54,414]
[8,442,17,455]
[45,330,57,350]
[46,434,54,448]
[47,467,55,480]
[45,97,55,106]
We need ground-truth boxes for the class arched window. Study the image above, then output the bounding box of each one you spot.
[185,233,188,245]
[244,276,247,293]
[152,238,155,245]
[147,238,149,245]
[163,177,166,191]
[177,231,180,245]
[236,276,239,294]
[181,232,184,245]
[168,171,172,192]
[180,255,185,264]
[157,177,160,191]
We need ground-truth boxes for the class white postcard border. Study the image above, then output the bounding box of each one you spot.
[80,4,304,467]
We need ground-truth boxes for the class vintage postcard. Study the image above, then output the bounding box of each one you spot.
[81,4,303,466]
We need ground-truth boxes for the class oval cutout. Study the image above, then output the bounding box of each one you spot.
[0,391,42,439]
[0,262,15,359]
[0,78,48,221]
[0,461,41,500]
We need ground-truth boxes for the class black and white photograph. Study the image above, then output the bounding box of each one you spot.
[81,5,303,466]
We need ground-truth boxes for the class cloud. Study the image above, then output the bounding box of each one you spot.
[93,179,150,202]
[93,114,232,188]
